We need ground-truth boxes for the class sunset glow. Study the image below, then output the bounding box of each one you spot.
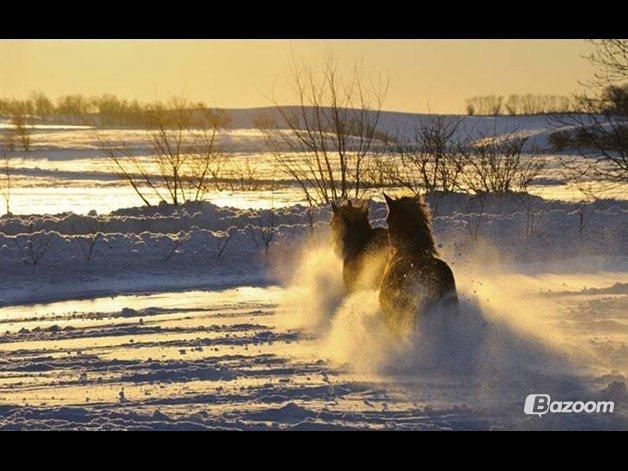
[0,39,594,113]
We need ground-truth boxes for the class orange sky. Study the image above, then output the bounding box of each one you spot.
[0,39,594,113]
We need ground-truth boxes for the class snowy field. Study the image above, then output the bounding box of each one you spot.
[0,115,626,430]
[2,113,626,215]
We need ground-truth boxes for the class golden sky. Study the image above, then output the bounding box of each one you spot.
[0,39,594,113]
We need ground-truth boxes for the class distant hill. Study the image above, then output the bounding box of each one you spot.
[222,105,551,132]
[14,105,560,150]
[221,106,556,148]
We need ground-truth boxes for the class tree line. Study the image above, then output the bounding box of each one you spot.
[0,92,231,127]
[464,94,580,115]
[465,86,626,117]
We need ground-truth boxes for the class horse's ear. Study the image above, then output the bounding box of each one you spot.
[383,192,395,208]
[347,200,353,208]
[331,202,338,215]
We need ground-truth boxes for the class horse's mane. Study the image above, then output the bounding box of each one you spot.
[387,195,437,256]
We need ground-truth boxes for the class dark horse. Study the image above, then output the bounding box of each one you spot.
[331,200,389,293]
[379,193,458,331]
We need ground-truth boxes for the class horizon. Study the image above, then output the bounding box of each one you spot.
[0,39,595,114]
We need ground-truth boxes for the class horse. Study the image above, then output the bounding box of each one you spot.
[330,199,389,293]
[379,193,458,332]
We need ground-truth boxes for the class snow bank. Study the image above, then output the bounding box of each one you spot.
[0,194,625,305]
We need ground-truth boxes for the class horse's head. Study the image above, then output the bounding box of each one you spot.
[330,199,372,256]
[383,192,436,255]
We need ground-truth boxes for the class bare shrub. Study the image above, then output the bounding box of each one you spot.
[518,194,541,242]
[458,128,546,194]
[258,53,388,207]
[463,193,488,241]
[215,227,237,260]
[70,216,108,261]
[163,232,188,262]
[247,210,277,255]
[11,110,32,151]
[0,146,11,215]
[221,160,264,191]
[247,178,278,255]
[548,129,572,151]
[13,224,56,265]
[561,178,599,237]
[385,115,465,195]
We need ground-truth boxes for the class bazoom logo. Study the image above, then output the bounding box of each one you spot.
[524,394,614,417]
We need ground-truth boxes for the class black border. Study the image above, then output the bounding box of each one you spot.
[5,5,627,39]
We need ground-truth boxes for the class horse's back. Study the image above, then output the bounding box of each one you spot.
[380,253,458,326]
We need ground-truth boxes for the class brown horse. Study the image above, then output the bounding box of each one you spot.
[379,193,457,331]
[331,200,389,293]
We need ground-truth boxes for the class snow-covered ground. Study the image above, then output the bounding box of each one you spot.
[0,116,626,430]
[2,113,626,215]
[0,194,626,430]
[0,194,625,305]
[0,261,625,430]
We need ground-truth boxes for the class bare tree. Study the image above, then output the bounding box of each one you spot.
[30,91,55,122]
[258,54,388,207]
[552,39,627,192]
[56,94,93,125]
[586,39,628,85]
[96,98,225,206]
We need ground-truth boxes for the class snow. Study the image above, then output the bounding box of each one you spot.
[0,116,626,430]
[0,278,625,430]
[4,111,626,215]
[0,193,625,431]
[0,195,625,306]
